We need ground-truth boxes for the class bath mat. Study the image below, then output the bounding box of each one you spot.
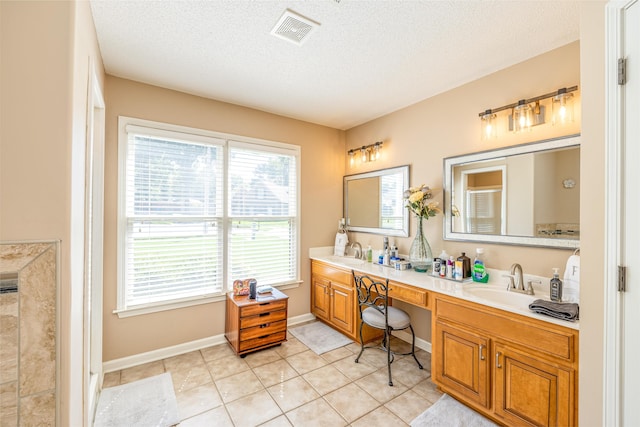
[289,321,353,355]
[93,372,180,427]
[411,394,498,427]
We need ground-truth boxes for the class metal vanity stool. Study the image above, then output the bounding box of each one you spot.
[352,271,423,386]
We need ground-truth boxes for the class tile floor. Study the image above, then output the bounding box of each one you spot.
[102,323,443,426]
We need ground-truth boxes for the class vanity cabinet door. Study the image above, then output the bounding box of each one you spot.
[311,275,330,321]
[329,280,354,336]
[493,343,573,427]
[434,319,490,409]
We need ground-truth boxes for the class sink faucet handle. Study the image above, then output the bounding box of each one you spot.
[502,274,516,291]
[526,279,541,295]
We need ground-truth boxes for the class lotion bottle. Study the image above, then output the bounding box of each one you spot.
[550,268,563,302]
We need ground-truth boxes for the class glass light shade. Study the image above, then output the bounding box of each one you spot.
[360,147,368,163]
[348,150,355,167]
[512,101,532,133]
[373,143,381,160]
[480,110,497,140]
[551,91,574,125]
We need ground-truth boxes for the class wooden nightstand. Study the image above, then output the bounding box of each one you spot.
[225,288,289,357]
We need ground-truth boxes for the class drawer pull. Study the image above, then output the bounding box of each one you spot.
[259,312,269,317]
[259,335,269,339]
[496,351,502,368]
[259,302,270,306]
[479,344,485,361]
[260,323,270,328]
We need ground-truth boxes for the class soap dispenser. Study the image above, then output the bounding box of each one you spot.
[550,268,563,302]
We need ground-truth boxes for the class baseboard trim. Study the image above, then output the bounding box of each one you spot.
[394,329,432,354]
[103,313,318,373]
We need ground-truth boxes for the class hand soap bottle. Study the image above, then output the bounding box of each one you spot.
[550,268,563,302]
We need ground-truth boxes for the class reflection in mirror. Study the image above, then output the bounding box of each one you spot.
[344,165,410,237]
[444,135,580,249]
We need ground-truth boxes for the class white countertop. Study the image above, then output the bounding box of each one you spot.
[309,247,579,331]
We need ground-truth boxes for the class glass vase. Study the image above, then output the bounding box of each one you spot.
[409,215,433,273]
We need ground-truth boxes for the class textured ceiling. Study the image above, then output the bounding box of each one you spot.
[90,1,580,130]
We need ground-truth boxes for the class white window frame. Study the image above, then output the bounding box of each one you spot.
[116,116,301,317]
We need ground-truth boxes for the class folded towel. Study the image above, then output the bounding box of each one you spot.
[563,254,580,303]
[529,299,579,322]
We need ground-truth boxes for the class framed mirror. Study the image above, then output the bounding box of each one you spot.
[344,165,410,237]
[443,135,580,249]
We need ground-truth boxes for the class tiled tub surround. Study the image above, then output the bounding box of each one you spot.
[0,242,58,426]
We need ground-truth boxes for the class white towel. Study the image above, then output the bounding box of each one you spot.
[563,254,580,303]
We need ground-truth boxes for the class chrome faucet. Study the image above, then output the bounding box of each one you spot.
[351,242,363,259]
[503,263,535,295]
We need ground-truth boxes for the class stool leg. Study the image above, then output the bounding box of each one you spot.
[386,328,393,386]
[409,325,423,370]
[355,320,365,363]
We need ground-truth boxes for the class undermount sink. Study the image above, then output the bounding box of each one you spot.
[326,255,366,266]
[463,286,539,308]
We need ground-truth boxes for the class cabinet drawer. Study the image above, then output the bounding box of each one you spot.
[240,300,287,317]
[436,298,575,361]
[240,319,287,341]
[239,331,287,352]
[311,262,352,284]
[240,309,287,329]
[388,281,428,307]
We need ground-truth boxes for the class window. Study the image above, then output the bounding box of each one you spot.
[117,117,300,316]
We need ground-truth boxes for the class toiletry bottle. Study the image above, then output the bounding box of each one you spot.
[458,252,471,278]
[453,259,463,281]
[550,268,563,302]
[446,256,454,279]
[383,248,390,266]
[366,245,373,262]
[472,248,489,283]
[437,250,449,277]
[432,257,442,277]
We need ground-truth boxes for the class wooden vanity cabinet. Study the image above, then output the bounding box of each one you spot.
[434,319,490,408]
[310,260,382,343]
[433,295,578,427]
[311,261,355,338]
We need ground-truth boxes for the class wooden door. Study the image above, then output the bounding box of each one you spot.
[494,343,572,427]
[434,320,490,408]
[330,281,354,336]
[311,275,330,320]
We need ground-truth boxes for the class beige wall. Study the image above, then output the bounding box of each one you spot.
[0,1,105,425]
[102,76,345,361]
[578,2,606,426]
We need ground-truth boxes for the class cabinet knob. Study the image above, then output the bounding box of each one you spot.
[495,351,502,368]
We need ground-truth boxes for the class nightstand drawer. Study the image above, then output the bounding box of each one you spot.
[240,309,287,329]
[240,300,287,317]
[239,331,287,352]
[240,319,287,341]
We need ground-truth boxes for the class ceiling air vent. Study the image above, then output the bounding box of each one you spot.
[270,9,320,46]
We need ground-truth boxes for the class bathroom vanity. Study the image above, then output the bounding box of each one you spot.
[309,251,578,427]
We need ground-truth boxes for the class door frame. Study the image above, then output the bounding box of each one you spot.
[604,1,637,425]
[84,58,106,426]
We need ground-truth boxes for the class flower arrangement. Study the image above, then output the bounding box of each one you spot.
[404,184,441,219]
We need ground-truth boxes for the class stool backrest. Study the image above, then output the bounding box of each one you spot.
[352,271,389,323]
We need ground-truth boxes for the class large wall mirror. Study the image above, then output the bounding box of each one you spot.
[443,135,580,249]
[344,165,410,237]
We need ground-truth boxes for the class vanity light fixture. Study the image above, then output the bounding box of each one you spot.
[479,86,578,137]
[480,110,497,140]
[347,141,383,167]
[551,88,575,126]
